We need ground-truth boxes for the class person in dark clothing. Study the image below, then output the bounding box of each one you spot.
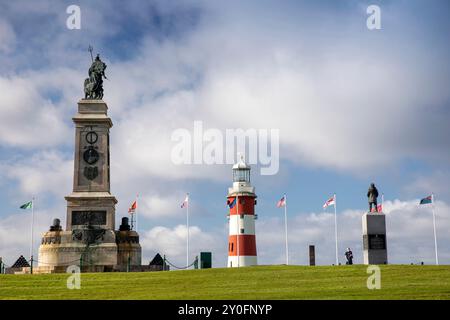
[345,248,353,265]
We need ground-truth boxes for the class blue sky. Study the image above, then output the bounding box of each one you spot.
[0,0,449,267]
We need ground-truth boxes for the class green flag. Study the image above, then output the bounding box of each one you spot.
[20,201,33,209]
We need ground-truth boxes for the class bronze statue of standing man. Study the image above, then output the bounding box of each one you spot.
[367,183,379,212]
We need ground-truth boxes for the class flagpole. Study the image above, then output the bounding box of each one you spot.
[333,193,339,266]
[130,207,133,230]
[30,197,35,273]
[135,194,139,233]
[236,194,240,268]
[284,194,289,265]
[186,193,189,269]
[431,193,439,265]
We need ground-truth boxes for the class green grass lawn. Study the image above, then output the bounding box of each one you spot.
[1,265,450,300]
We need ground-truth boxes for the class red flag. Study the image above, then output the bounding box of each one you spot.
[128,200,137,214]
[371,204,383,212]
[323,195,335,208]
[181,194,189,208]
[276,195,286,208]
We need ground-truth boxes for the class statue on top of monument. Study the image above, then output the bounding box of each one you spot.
[84,46,107,100]
[367,183,379,212]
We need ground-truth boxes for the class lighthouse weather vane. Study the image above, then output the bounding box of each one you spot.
[84,45,108,100]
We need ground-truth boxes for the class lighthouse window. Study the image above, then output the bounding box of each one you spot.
[231,243,234,252]
[240,228,245,234]
[240,214,244,219]
[233,168,250,182]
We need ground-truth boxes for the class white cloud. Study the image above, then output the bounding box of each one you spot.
[0,150,72,196]
[404,171,450,200]
[140,224,225,267]
[110,92,232,183]
[0,19,16,53]
[0,74,73,148]
[193,47,449,173]
[139,194,187,219]
[99,2,450,182]
[1,1,449,180]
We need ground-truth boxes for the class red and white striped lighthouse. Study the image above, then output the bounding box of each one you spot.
[227,155,257,267]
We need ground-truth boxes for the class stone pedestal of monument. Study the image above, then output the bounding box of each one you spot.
[37,100,141,273]
[362,212,388,265]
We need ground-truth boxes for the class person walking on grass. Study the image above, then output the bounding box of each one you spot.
[345,248,353,265]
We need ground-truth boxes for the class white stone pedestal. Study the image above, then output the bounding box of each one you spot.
[36,99,142,273]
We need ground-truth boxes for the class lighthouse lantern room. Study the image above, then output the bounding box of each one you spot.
[227,155,258,267]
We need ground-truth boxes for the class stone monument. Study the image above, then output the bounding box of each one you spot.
[309,245,315,266]
[36,53,141,273]
[362,183,388,265]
